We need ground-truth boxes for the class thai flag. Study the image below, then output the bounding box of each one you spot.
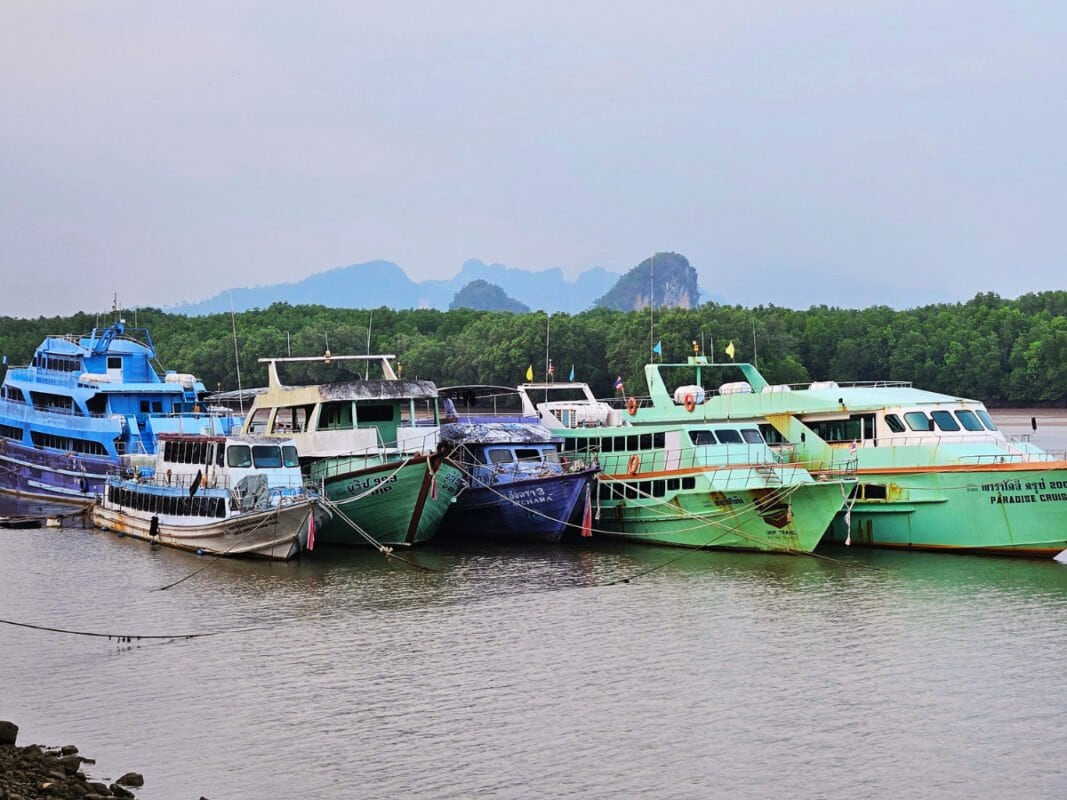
[614,376,624,393]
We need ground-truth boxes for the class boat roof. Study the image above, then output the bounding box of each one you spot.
[256,354,439,401]
[440,422,559,444]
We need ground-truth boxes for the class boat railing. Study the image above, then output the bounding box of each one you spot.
[107,468,308,493]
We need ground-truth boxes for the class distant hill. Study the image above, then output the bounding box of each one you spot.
[595,252,702,311]
[449,280,530,312]
[169,259,621,315]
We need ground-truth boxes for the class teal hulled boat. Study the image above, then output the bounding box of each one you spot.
[241,354,463,547]
[516,382,849,554]
[617,355,1067,557]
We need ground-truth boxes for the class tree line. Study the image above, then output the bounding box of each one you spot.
[1,291,1065,406]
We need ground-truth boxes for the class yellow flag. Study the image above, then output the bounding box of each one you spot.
[526,364,534,381]
[725,341,736,360]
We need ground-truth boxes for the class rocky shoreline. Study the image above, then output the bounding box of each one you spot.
[0,720,148,800]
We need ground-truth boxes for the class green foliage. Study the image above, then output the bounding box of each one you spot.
[2,291,1066,405]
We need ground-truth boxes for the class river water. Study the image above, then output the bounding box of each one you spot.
[2,412,1066,799]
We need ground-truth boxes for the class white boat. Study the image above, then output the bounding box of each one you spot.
[92,433,329,560]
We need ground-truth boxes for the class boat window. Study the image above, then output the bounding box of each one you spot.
[975,410,998,431]
[599,436,613,453]
[487,449,514,464]
[318,401,354,430]
[252,445,283,468]
[272,405,312,434]
[107,356,121,370]
[759,424,787,444]
[639,434,653,451]
[627,435,639,452]
[884,414,906,433]
[930,410,960,432]
[689,430,717,446]
[0,423,22,441]
[681,477,696,490]
[715,429,743,444]
[1,386,26,402]
[246,408,271,434]
[227,445,253,468]
[653,432,665,448]
[515,448,543,463]
[356,404,394,423]
[903,411,933,432]
[282,445,300,468]
[667,478,680,492]
[954,409,985,431]
[542,450,560,464]
[741,429,763,444]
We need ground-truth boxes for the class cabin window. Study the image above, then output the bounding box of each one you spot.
[903,411,933,432]
[31,432,71,451]
[862,484,888,500]
[542,450,560,464]
[652,481,665,498]
[487,449,514,464]
[639,434,653,451]
[107,357,121,370]
[954,410,985,432]
[884,414,906,433]
[681,477,696,490]
[627,435,639,452]
[272,405,312,434]
[667,478,681,492]
[140,401,150,413]
[319,401,354,430]
[356,404,394,423]
[246,408,272,433]
[930,411,960,432]
[741,429,763,444]
[282,445,299,468]
[1,386,25,402]
[598,436,613,453]
[975,410,998,431]
[759,424,787,444]
[227,445,253,468]
[689,430,717,446]
[653,432,665,448]
[1,424,22,441]
[252,445,283,468]
[163,439,213,465]
[515,448,542,463]
[152,400,163,414]
[716,429,743,444]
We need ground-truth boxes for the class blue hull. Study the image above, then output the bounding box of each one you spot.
[0,440,107,508]
[439,468,597,544]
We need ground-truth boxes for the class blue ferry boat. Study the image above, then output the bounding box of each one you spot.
[0,321,241,508]
[438,422,599,543]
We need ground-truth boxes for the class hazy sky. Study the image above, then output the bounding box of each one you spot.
[2,1,1064,318]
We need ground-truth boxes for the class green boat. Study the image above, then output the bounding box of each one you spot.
[616,354,1067,557]
[516,382,849,553]
[240,354,463,547]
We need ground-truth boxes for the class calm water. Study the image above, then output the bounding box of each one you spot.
[2,412,1066,799]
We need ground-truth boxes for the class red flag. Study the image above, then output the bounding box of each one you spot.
[581,484,593,538]
[307,507,316,552]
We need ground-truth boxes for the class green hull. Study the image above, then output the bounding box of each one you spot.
[595,477,846,553]
[826,466,1067,556]
[312,455,463,547]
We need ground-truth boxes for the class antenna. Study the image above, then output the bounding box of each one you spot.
[228,292,244,414]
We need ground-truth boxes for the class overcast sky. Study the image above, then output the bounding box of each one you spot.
[2,1,1064,318]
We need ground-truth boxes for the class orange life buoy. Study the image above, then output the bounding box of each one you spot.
[627,454,640,475]
[626,396,638,416]
[684,393,696,413]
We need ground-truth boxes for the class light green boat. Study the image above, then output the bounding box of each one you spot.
[616,355,1067,557]
[240,354,463,547]
[516,382,849,553]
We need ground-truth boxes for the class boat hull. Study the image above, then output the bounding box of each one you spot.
[439,467,598,544]
[92,500,316,561]
[313,454,463,547]
[594,477,846,553]
[825,464,1067,556]
[0,441,107,508]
